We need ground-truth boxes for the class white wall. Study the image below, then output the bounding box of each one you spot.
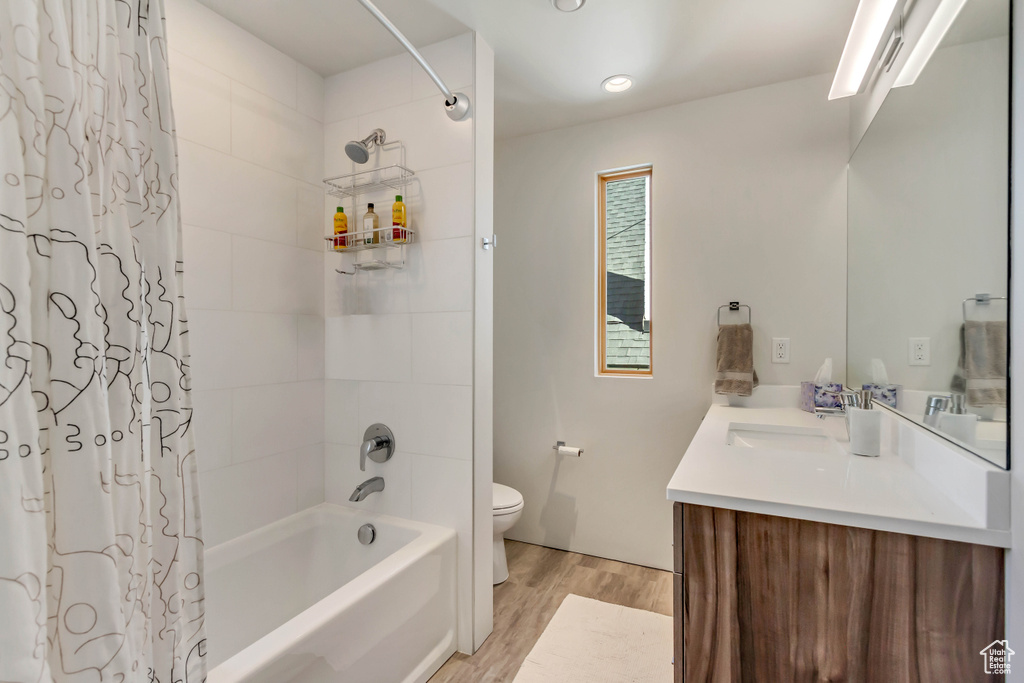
[494,74,849,570]
[848,37,1010,392]
[321,33,491,653]
[1007,0,1022,657]
[166,0,326,547]
[471,37,496,652]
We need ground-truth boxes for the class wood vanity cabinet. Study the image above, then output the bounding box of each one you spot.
[673,502,1005,683]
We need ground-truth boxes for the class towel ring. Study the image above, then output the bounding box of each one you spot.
[962,293,1007,322]
[718,302,751,326]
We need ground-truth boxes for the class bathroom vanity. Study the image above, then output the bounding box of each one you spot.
[666,402,1010,682]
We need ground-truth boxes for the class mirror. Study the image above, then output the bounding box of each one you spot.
[847,0,1010,468]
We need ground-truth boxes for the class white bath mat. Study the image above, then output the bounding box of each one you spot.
[512,594,673,683]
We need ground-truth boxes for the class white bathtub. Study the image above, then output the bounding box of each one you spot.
[204,504,457,683]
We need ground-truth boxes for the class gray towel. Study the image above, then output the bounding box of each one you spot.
[715,324,759,397]
[952,321,1007,406]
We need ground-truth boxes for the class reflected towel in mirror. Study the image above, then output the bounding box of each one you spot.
[952,321,1007,406]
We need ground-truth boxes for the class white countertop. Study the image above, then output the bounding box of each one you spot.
[666,404,1011,547]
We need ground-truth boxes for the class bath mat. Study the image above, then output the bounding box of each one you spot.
[512,594,673,683]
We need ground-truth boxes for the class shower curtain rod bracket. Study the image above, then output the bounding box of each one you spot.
[444,92,471,121]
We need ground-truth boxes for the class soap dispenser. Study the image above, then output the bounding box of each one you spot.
[937,393,978,446]
[847,389,882,457]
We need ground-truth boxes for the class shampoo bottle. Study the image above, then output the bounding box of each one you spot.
[333,207,347,250]
[391,195,407,243]
[363,203,379,245]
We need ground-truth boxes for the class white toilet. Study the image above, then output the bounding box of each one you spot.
[492,483,524,585]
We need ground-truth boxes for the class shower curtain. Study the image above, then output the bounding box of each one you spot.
[0,1,206,681]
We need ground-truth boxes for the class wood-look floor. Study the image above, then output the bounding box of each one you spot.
[429,540,673,683]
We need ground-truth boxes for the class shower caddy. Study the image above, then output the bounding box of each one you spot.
[323,162,416,274]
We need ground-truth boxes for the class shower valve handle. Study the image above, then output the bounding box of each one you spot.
[359,424,395,471]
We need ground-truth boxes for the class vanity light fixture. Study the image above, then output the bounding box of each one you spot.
[602,75,633,93]
[893,0,968,87]
[828,0,900,100]
[552,0,586,11]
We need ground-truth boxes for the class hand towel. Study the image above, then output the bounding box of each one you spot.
[951,320,1007,406]
[715,324,759,397]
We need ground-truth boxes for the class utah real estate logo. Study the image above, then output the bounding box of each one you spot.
[980,640,1014,675]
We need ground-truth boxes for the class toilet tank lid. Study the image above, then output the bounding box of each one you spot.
[493,483,523,510]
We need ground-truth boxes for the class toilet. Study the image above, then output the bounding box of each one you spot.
[492,483,524,585]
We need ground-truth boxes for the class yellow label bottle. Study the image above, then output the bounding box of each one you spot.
[333,207,347,250]
[363,203,379,245]
[391,195,407,243]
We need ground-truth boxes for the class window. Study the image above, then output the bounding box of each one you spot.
[597,167,652,376]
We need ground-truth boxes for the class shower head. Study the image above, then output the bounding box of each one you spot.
[345,128,386,164]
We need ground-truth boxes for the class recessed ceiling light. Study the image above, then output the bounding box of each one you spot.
[602,75,633,93]
[551,0,586,11]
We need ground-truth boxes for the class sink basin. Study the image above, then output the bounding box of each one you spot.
[727,422,836,454]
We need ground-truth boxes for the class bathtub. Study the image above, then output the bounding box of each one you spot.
[204,503,457,683]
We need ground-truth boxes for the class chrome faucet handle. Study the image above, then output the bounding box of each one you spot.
[359,423,395,471]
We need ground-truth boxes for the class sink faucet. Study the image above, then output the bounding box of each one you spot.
[814,407,847,419]
[924,394,965,427]
[350,476,385,502]
[815,390,861,419]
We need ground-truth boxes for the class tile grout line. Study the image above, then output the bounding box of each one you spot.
[185,225,325,254]
[323,79,476,127]
[170,47,308,115]
[179,127,323,188]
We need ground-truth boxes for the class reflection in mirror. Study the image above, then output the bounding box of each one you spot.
[847,0,1009,468]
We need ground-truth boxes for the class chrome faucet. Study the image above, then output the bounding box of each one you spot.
[924,393,966,427]
[351,424,393,500]
[349,476,385,502]
[815,389,861,419]
[360,423,395,471]
[360,435,390,470]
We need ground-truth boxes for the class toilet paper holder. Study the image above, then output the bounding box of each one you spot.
[553,441,583,455]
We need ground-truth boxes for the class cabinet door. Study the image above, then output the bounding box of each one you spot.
[679,504,1005,683]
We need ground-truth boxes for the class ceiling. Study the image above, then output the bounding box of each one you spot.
[431,0,860,138]
[192,0,471,76]
[192,0,884,139]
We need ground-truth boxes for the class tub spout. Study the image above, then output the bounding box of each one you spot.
[349,476,385,502]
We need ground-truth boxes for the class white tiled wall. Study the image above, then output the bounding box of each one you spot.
[166,0,326,548]
[321,32,480,653]
[167,4,489,652]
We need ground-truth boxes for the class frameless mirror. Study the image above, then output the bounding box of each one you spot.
[847,0,1010,468]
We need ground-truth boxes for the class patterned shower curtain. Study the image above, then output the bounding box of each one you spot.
[0,1,206,681]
